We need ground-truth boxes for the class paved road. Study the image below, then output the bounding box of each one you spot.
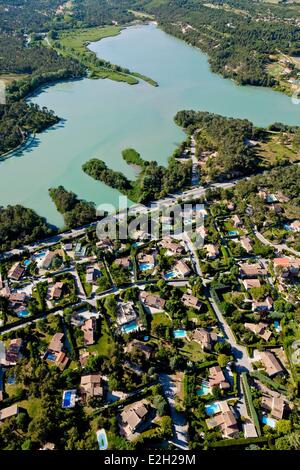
[253,227,300,257]
[159,374,189,450]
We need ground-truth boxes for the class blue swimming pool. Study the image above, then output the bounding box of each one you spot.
[139,263,154,271]
[143,336,149,341]
[62,390,76,408]
[205,402,220,415]
[197,384,211,396]
[228,230,239,236]
[97,429,108,450]
[17,309,30,318]
[46,351,56,362]
[33,251,46,259]
[261,415,276,428]
[164,271,176,280]
[23,259,31,267]
[173,329,186,339]
[274,321,282,332]
[122,320,139,334]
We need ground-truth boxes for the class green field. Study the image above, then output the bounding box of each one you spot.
[51,26,158,86]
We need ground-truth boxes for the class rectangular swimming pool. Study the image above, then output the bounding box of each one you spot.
[205,402,220,415]
[139,263,154,271]
[173,329,186,339]
[122,320,139,334]
[62,390,76,409]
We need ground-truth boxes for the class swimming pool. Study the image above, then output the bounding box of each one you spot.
[62,390,76,408]
[17,309,30,318]
[143,336,149,341]
[261,415,276,428]
[274,320,282,332]
[173,329,187,339]
[46,351,56,362]
[205,402,221,416]
[33,251,46,259]
[197,384,211,396]
[228,230,239,236]
[164,271,176,280]
[139,263,154,271]
[96,429,108,450]
[122,320,139,334]
[23,259,31,267]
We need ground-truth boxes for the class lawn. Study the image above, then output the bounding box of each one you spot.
[179,340,207,362]
[88,318,115,358]
[150,312,172,334]
[18,398,42,419]
[58,26,122,54]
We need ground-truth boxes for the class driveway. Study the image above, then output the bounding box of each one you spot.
[159,373,189,450]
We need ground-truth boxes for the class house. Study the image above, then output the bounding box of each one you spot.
[140,291,166,311]
[159,238,184,255]
[208,365,230,390]
[41,251,56,270]
[119,399,151,439]
[181,293,202,311]
[261,395,285,420]
[86,267,98,284]
[273,257,300,277]
[244,323,272,341]
[239,263,268,278]
[7,263,24,281]
[240,236,253,253]
[232,214,243,228]
[252,296,273,313]
[114,257,131,269]
[80,373,103,401]
[74,243,87,258]
[243,423,258,438]
[48,333,64,353]
[192,328,217,352]
[206,407,239,438]
[289,220,300,232]
[64,243,73,252]
[81,318,97,346]
[174,260,191,277]
[125,340,154,360]
[242,279,262,291]
[116,302,137,326]
[0,404,20,422]
[205,244,219,260]
[260,351,284,377]
[138,253,155,266]
[9,292,27,307]
[6,339,23,364]
[48,282,63,300]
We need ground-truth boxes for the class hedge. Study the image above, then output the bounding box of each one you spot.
[250,371,288,395]
[241,372,261,437]
[208,436,269,448]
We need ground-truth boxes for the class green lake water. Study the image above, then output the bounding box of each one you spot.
[1,23,300,227]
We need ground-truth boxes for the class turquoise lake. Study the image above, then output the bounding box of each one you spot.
[1,22,300,227]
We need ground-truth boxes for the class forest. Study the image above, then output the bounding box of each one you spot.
[82,151,192,203]
[0,101,59,155]
[0,205,54,251]
[49,186,97,228]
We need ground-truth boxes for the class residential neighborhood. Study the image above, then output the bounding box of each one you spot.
[0,175,300,452]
